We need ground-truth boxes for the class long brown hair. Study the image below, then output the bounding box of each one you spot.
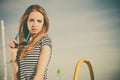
[18,5,49,61]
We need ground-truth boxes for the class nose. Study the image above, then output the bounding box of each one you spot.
[33,21,38,27]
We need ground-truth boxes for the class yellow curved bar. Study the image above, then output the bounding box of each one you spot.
[73,58,94,80]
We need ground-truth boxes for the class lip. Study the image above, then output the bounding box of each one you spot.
[32,29,38,30]
[32,29,38,32]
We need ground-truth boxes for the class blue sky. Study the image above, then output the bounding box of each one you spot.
[0,0,120,80]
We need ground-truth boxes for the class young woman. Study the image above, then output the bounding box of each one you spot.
[8,4,52,80]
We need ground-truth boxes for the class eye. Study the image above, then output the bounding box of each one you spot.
[29,19,34,22]
[38,20,42,23]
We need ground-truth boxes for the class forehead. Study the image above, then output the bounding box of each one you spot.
[28,11,44,19]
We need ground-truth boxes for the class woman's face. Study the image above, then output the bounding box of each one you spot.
[27,11,44,34]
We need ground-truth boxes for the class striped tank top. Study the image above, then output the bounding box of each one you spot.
[17,36,52,80]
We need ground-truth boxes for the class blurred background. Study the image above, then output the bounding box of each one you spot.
[0,0,120,80]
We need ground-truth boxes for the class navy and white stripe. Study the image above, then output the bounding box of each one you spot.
[17,36,52,80]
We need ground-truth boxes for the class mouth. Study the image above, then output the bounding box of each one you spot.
[31,29,38,32]
[32,29,38,31]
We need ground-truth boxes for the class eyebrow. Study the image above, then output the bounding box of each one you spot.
[29,18,43,20]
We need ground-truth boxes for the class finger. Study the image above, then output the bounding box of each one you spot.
[9,40,16,48]
[12,39,19,45]
[10,39,14,44]
[9,43,14,48]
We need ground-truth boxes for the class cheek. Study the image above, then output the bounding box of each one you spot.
[27,22,33,31]
[38,24,43,31]
[38,22,44,29]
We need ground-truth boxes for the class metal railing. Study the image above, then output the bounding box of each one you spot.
[73,58,94,80]
[1,20,7,80]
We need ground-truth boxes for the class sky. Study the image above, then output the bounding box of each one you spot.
[0,0,120,80]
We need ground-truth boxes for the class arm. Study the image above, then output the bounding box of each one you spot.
[33,45,51,80]
[11,60,18,80]
[8,39,18,80]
